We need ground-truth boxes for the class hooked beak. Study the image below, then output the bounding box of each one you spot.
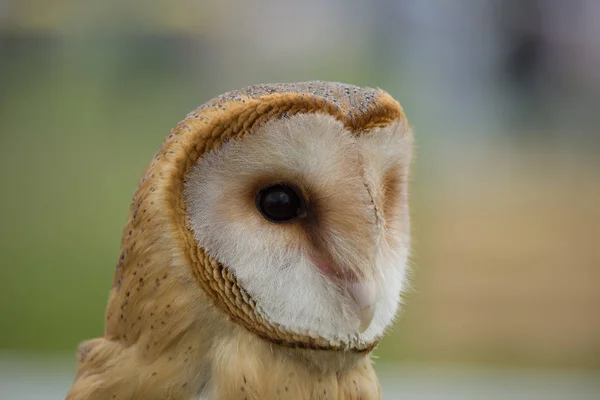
[347,280,377,333]
[313,257,378,333]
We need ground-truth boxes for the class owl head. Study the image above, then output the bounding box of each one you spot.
[107,82,412,358]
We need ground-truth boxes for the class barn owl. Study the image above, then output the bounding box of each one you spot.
[66,81,413,400]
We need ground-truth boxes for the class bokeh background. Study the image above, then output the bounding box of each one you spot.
[1,0,599,398]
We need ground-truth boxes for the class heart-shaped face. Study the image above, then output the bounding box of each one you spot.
[185,111,412,350]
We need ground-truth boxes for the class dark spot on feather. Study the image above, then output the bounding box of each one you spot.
[132,200,142,222]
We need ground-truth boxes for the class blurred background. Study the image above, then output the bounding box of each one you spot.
[1,0,599,398]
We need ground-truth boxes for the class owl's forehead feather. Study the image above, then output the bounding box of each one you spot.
[184,80,407,135]
[197,81,378,112]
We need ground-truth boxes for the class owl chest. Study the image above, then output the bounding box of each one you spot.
[198,339,381,400]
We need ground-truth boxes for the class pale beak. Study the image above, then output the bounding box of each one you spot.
[313,255,379,333]
[347,280,378,333]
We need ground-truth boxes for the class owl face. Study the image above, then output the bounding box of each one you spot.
[184,113,411,348]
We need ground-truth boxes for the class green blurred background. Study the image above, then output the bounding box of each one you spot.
[1,0,600,398]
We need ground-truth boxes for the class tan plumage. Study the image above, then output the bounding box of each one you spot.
[66,81,413,399]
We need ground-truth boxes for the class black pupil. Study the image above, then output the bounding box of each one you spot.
[257,184,302,222]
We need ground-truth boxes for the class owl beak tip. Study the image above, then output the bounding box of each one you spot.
[347,280,377,333]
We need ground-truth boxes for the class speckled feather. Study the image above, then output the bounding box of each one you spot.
[66,81,410,400]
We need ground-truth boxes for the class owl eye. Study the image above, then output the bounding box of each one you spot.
[256,183,305,223]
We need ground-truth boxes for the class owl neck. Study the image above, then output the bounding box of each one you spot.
[234,324,368,373]
[197,323,381,398]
